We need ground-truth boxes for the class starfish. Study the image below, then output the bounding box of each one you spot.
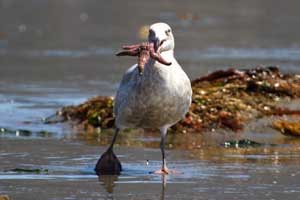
[116,42,172,75]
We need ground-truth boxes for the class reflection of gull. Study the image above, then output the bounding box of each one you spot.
[98,175,118,194]
[161,175,167,200]
[98,173,167,200]
[96,22,192,174]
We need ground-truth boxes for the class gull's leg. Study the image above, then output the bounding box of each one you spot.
[108,128,120,151]
[95,128,122,175]
[154,126,180,174]
[154,126,169,174]
[161,126,168,171]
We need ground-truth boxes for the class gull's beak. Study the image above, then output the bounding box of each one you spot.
[149,38,158,52]
[150,38,166,53]
[157,39,166,53]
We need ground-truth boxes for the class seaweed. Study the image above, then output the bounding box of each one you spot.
[223,139,265,148]
[272,120,300,137]
[52,66,300,134]
[0,195,10,200]
[10,168,49,174]
[57,96,115,130]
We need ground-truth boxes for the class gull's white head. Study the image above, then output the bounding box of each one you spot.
[148,22,175,53]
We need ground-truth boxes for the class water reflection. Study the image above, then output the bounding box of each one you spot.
[99,175,119,194]
[160,175,167,200]
[98,174,167,200]
[2,130,300,199]
[4,122,300,167]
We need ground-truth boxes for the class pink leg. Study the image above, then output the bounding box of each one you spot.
[153,126,181,175]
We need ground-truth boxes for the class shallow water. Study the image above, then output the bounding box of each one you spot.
[2,133,300,200]
[1,0,300,199]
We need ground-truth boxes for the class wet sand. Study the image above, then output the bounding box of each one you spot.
[2,131,300,200]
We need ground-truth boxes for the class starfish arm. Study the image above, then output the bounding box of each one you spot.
[122,44,140,50]
[116,49,139,56]
[150,51,172,66]
[137,50,150,75]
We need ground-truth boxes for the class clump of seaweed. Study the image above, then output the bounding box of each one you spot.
[172,66,300,133]
[272,120,300,137]
[58,96,115,130]
[52,66,300,134]
[10,168,49,174]
[223,139,266,148]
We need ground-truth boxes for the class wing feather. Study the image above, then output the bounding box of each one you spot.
[114,64,138,116]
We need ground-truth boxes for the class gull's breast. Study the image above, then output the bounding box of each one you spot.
[115,61,192,129]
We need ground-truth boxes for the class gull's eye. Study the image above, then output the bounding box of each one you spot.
[165,29,171,36]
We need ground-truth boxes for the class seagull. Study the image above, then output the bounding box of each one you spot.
[95,22,192,175]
